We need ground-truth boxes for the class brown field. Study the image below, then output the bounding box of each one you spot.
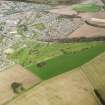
[69,23,105,38]
[81,52,105,100]
[4,52,105,105]
[0,64,41,105]
[5,69,100,105]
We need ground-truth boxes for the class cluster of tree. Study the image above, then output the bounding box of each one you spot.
[36,61,46,68]
[11,82,25,94]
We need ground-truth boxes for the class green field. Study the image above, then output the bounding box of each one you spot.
[27,44,105,80]
[72,3,102,12]
[9,41,100,66]
[80,51,105,98]
[8,41,105,80]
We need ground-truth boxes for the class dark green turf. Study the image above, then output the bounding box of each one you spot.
[27,44,105,80]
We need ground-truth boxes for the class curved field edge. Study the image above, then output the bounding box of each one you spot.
[27,43,105,80]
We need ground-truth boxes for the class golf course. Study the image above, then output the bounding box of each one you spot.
[26,42,105,80]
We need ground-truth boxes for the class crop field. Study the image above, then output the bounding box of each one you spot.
[81,52,105,99]
[0,64,41,105]
[27,43,105,80]
[4,70,99,105]
[5,48,105,105]
[9,41,101,66]
[69,24,105,38]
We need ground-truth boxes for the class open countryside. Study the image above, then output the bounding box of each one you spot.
[27,43,105,80]
[0,0,105,105]
[5,51,105,105]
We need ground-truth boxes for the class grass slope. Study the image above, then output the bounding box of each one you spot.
[27,44,105,80]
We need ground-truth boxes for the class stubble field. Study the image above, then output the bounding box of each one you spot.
[4,70,100,105]
[0,64,41,105]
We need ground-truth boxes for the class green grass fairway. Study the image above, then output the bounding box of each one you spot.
[72,3,102,12]
[27,44,105,80]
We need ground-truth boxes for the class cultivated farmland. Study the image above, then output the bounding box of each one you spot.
[49,4,105,42]
[4,70,99,105]
[81,52,105,100]
[71,4,103,12]
[8,42,95,66]
[0,64,41,105]
[5,47,105,105]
